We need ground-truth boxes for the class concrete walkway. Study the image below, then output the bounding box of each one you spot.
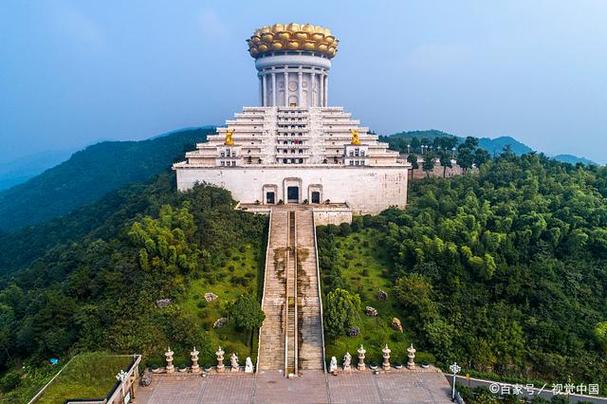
[135,368,452,403]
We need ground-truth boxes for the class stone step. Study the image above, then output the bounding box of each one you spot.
[258,207,325,373]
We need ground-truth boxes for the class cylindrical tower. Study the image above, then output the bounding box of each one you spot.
[247,23,338,108]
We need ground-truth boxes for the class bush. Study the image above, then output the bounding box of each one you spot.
[324,288,361,338]
[0,371,21,392]
[228,295,265,331]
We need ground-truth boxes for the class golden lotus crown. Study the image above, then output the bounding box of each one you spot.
[247,23,338,59]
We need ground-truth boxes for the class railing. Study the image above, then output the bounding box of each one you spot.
[256,209,273,373]
[311,212,327,373]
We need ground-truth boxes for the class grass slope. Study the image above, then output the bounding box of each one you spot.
[37,353,133,403]
[322,229,434,365]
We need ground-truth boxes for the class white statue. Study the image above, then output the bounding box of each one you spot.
[245,357,254,373]
[230,352,240,372]
[329,356,338,373]
[343,352,352,371]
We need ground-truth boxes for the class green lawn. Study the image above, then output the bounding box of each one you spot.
[323,228,435,365]
[178,242,265,365]
[36,353,133,403]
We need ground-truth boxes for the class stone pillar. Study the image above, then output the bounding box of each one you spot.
[284,71,289,106]
[319,73,324,107]
[191,347,200,374]
[382,344,391,371]
[216,346,225,373]
[312,72,317,106]
[259,75,263,106]
[357,345,366,371]
[407,344,416,369]
[324,75,329,106]
[165,347,174,374]
[272,72,277,106]
[298,71,303,107]
[262,74,267,107]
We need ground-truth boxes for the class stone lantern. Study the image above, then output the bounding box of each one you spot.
[191,347,201,373]
[407,344,416,369]
[216,346,225,372]
[357,345,366,371]
[165,347,175,373]
[382,344,391,371]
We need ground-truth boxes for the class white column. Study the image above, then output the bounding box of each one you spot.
[259,76,263,106]
[310,73,316,106]
[319,73,324,107]
[271,72,277,106]
[284,71,289,106]
[262,74,268,106]
[324,74,329,106]
[298,71,303,107]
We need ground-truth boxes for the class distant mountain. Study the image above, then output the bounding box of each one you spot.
[0,149,74,191]
[388,130,534,156]
[0,127,213,232]
[388,130,598,165]
[552,154,596,166]
[477,136,533,156]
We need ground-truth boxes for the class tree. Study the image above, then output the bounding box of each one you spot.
[407,153,419,179]
[228,294,265,331]
[456,137,479,173]
[594,322,607,352]
[324,288,361,338]
[474,148,491,168]
[422,152,436,177]
[439,150,453,178]
[393,274,438,323]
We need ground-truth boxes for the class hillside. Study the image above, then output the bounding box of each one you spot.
[388,130,533,156]
[0,150,74,191]
[0,175,267,400]
[319,154,607,385]
[553,153,596,165]
[0,127,213,232]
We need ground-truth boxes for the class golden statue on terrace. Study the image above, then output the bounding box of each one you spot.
[350,129,361,145]
[224,129,234,146]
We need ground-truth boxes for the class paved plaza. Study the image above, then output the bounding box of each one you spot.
[135,368,452,403]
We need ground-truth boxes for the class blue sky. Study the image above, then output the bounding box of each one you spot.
[1,0,606,163]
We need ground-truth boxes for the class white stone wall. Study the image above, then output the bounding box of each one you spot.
[313,209,352,226]
[176,166,408,215]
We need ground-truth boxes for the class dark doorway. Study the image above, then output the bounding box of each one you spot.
[311,191,320,204]
[266,191,275,204]
[287,186,299,203]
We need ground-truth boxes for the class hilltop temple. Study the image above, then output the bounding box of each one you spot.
[173,24,410,214]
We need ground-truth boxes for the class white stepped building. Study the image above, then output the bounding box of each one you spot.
[174,23,410,215]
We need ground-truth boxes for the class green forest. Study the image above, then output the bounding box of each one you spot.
[318,150,607,386]
[1,137,607,400]
[0,175,266,400]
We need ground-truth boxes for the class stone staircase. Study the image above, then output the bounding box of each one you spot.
[258,209,288,371]
[295,210,324,370]
[257,207,325,373]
